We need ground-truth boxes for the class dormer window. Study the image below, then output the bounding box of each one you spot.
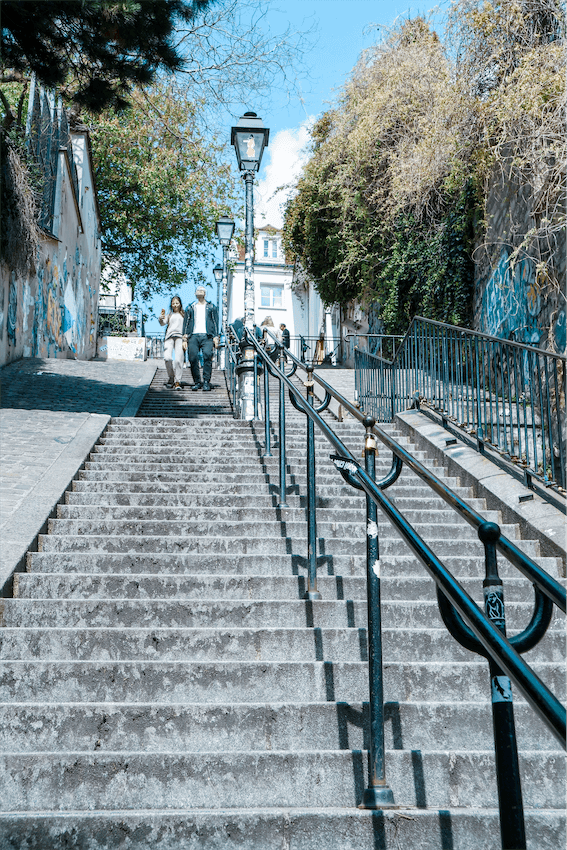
[263,239,269,257]
[272,240,277,258]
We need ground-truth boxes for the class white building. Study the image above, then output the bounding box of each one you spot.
[226,225,340,363]
[98,262,140,336]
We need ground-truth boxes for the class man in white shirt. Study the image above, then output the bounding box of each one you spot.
[182,287,219,391]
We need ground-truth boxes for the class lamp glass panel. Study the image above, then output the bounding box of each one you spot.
[235,131,266,169]
[216,219,235,244]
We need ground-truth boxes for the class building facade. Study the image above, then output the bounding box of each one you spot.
[226,226,340,363]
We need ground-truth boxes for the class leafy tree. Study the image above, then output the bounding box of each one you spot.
[1,0,212,112]
[284,18,479,333]
[88,80,239,299]
[1,1,314,300]
[284,5,565,334]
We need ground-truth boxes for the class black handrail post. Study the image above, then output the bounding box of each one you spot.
[479,522,526,850]
[305,364,321,600]
[278,347,289,508]
[263,351,272,457]
[253,351,259,420]
[359,414,396,809]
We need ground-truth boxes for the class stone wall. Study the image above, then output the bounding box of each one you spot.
[473,165,566,354]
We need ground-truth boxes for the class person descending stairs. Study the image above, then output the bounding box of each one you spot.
[0,364,564,848]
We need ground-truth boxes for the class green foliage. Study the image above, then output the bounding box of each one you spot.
[375,187,477,334]
[88,81,240,300]
[1,0,212,112]
[284,3,565,333]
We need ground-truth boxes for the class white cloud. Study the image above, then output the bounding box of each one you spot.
[254,118,314,230]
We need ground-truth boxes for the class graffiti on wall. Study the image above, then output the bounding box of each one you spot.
[1,241,100,363]
[7,274,17,344]
[480,248,565,351]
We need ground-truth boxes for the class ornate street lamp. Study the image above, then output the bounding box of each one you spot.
[230,112,269,420]
[230,112,269,329]
[213,263,223,317]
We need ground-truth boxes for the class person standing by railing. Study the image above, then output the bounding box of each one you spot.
[159,295,185,390]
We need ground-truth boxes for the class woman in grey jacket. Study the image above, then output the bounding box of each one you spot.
[159,295,185,389]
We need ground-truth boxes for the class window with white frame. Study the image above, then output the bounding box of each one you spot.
[260,284,283,308]
[272,240,277,258]
[263,239,269,257]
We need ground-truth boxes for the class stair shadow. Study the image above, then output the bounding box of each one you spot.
[439,810,455,850]
[370,811,387,850]
[411,749,427,808]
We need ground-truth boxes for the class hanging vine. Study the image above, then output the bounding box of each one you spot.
[283,2,565,335]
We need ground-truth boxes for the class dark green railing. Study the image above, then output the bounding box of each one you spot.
[355,317,566,507]
[243,326,565,849]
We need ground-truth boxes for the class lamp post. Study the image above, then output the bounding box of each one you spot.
[230,112,269,419]
[215,215,235,369]
[213,263,223,319]
[230,112,269,329]
[213,263,223,369]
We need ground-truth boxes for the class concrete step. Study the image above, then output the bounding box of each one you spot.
[0,750,562,810]
[0,625,562,663]
[0,700,558,753]
[38,534,538,557]
[13,572,560,603]
[27,551,562,578]
[44,518,520,543]
[57,505,498,527]
[3,598,561,633]
[1,809,562,850]
[1,660,562,704]
[63,491,491,514]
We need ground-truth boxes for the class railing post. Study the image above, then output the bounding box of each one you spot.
[263,351,272,457]
[479,522,526,850]
[304,364,321,600]
[253,351,259,420]
[359,414,396,809]
[278,347,288,508]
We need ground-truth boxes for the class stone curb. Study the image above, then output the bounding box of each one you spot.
[0,413,111,595]
[0,362,156,595]
[395,410,566,571]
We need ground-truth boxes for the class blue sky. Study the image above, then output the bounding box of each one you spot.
[143,0,445,332]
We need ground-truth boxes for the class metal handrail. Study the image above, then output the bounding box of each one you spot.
[248,328,565,737]
[248,326,565,845]
[265,330,566,613]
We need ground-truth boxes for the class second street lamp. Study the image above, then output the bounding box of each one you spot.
[213,263,223,319]
[213,263,223,369]
[215,215,235,345]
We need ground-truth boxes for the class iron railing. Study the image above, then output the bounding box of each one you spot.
[241,327,565,848]
[355,317,566,507]
[343,333,403,364]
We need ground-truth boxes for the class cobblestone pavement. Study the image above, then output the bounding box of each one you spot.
[0,357,156,584]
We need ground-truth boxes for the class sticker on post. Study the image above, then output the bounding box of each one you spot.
[330,454,358,474]
[491,676,513,703]
[367,520,378,539]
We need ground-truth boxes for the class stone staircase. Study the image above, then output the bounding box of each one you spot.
[0,367,564,848]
